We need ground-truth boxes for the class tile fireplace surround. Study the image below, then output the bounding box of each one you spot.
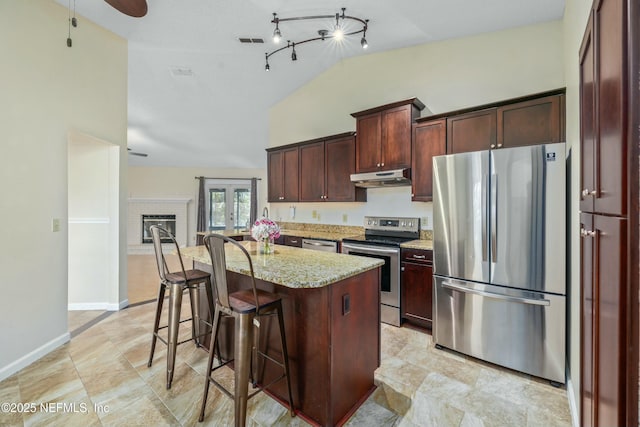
[127,198,190,254]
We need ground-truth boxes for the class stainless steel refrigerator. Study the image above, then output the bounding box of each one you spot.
[432,142,566,384]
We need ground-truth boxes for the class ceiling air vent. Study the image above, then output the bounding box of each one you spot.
[170,67,194,77]
[239,38,264,44]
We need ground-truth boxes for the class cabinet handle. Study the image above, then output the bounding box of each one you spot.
[490,144,496,149]
[412,254,426,259]
[580,228,596,238]
[411,193,414,197]
[381,162,385,167]
[581,189,597,197]
[401,266,405,272]
[290,240,298,243]
[497,143,503,148]
[376,163,380,167]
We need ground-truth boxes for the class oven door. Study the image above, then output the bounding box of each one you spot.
[341,241,400,325]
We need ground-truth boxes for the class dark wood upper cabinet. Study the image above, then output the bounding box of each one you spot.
[325,135,364,202]
[578,3,629,211]
[580,15,596,214]
[267,147,299,202]
[352,98,425,173]
[299,141,325,202]
[444,91,565,154]
[294,133,366,203]
[497,95,562,148]
[447,108,497,154]
[411,119,446,201]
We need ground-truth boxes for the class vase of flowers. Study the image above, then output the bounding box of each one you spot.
[251,218,280,254]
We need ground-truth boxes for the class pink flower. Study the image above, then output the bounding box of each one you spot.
[251,218,281,241]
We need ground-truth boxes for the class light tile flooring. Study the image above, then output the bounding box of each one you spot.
[0,300,573,427]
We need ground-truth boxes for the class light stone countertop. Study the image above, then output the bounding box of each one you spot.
[196,229,361,242]
[181,241,383,289]
[400,239,434,250]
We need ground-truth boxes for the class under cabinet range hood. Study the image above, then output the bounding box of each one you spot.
[350,168,411,188]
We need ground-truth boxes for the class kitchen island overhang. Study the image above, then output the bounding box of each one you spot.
[181,242,383,427]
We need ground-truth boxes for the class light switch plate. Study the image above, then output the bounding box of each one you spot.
[342,214,348,223]
[51,218,61,232]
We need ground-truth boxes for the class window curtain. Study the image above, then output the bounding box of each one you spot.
[196,176,206,245]
[249,178,258,226]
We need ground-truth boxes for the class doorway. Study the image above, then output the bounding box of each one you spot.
[206,181,251,230]
[67,131,120,311]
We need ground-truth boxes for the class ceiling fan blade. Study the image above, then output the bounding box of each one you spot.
[127,148,148,157]
[104,0,148,18]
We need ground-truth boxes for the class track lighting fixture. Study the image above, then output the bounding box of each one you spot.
[264,8,369,71]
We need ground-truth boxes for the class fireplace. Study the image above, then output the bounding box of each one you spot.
[142,214,177,243]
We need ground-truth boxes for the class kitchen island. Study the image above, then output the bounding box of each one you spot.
[181,242,383,427]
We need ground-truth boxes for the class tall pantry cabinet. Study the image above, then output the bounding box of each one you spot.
[578,0,639,426]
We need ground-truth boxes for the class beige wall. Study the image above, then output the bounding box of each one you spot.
[128,167,267,245]
[0,1,127,379]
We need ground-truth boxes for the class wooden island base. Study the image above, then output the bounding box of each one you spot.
[195,262,381,427]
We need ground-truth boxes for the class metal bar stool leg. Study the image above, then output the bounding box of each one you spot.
[276,302,295,417]
[188,283,202,346]
[234,313,253,427]
[199,304,222,422]
[148,283,167,368]
[166,282,184,389]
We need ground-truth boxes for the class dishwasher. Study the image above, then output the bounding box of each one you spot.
[301,238,337,252]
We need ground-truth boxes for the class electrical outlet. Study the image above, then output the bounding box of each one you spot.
[51,218,61,232]
[312,210,317,219]
[342,214,348,223]
[422,216,429,227]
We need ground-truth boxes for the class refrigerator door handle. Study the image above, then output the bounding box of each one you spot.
[482,174,488,261]
[490,174,498,262]
[441,281,551,306]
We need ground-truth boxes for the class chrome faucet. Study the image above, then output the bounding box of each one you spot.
[262,207,269,218]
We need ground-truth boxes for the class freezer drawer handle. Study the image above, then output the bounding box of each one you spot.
[441,281,550,306]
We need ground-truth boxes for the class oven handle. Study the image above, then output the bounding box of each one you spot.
[342,243,400,255]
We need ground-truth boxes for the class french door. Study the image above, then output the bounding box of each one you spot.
[207,184,251,230]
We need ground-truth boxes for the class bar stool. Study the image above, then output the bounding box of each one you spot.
[199,234,294,427]
[147,225,214,389]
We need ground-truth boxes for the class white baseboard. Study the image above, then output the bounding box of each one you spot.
[68,299,129,311]
[566,372,580,427]
[0,333,70,382]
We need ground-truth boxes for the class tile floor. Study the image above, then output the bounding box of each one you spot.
[0,300,573,426]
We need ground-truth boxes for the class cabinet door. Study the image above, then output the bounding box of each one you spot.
[579,15,596,213]
[412,119,446,201]
[446,108,497,154]
[401,261,433,328]
[580,212,595,427]
[593,0,626,216]
[497,95,562,149]
[581,213,628,427]
[593,214,627,427]
[325,136,360,202]
[299,142,325,202]
[282,147,299,202]
[381,105,412,170]
[355,112,382,172]
[267,150,284,202]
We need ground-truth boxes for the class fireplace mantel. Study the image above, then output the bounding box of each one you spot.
[128,198,191,254]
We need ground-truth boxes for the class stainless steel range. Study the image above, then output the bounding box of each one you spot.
[342,216,420,326]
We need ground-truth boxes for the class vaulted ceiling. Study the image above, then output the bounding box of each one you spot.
[61,0,565,168]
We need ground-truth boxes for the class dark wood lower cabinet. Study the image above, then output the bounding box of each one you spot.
[194,262,381,427]
[401,248,433,329]
[581,213,628,427]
